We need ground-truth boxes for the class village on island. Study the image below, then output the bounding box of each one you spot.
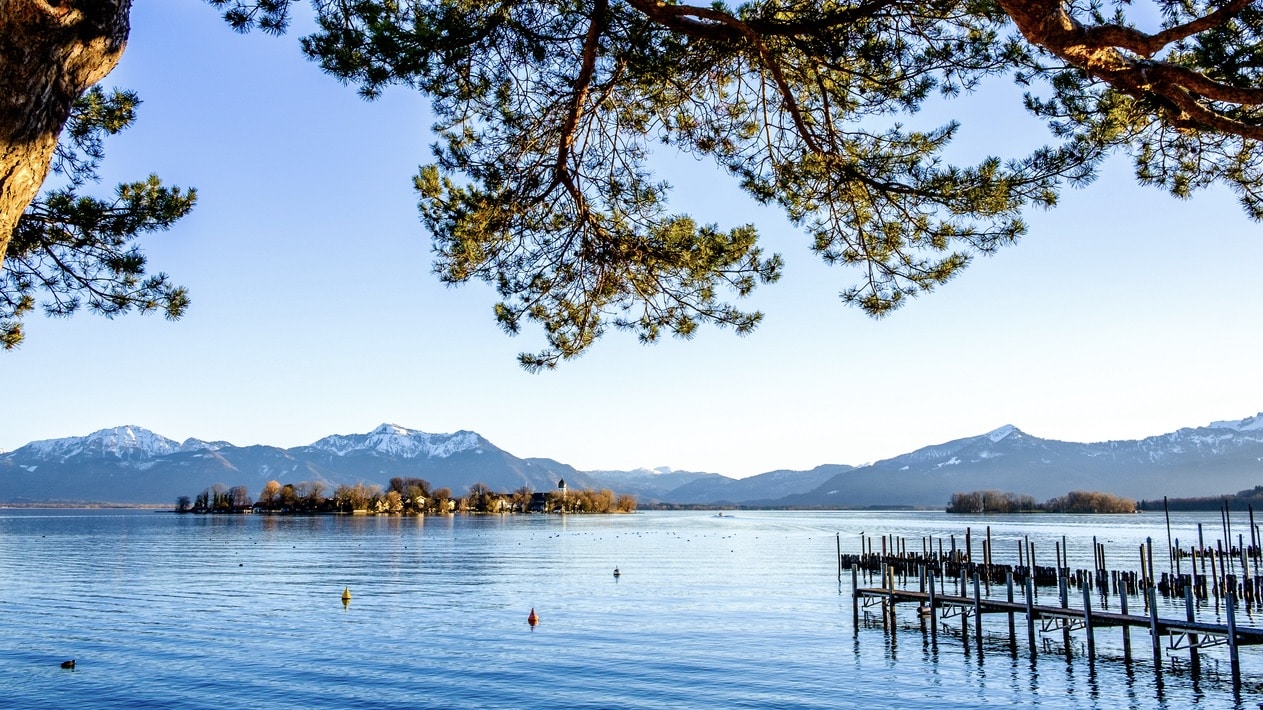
[177,477,637,516]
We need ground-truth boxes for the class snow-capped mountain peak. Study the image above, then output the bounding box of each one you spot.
[178,438,230,453]
[308,424,485,459]
[986,425,1018,443]
[1208,413,1263,433]
[21,425,181,462]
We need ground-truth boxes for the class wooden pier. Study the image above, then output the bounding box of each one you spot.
[840,527,1263,695]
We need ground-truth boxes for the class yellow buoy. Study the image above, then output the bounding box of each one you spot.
[341,586,352,602]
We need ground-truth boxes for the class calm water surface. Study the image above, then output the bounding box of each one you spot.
[0,509,1259,708]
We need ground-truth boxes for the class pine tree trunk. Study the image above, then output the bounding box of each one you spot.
[0,0,130,267]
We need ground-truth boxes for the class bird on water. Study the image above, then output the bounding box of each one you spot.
[60,660,75,669]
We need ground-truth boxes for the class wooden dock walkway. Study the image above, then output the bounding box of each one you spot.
[854,584,1263,645]
[842,529,1263,694]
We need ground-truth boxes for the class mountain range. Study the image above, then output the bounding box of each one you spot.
[2,414,1261,507]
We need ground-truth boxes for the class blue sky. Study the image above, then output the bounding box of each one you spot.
[3,1,1261,477]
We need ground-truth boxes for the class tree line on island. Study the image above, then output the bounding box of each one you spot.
[947,490,1137,514]
[177,477,636,515]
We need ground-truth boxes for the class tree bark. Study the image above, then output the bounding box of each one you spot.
[994,0,1263,139]
[0,0,130,268]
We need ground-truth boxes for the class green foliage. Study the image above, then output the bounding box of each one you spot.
[198,1,1263,367]
[1,88,194,349]
[206,0,294,34]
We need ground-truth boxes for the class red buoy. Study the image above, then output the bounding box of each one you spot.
[527,608,539,626]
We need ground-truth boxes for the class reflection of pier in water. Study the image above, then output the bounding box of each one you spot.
[840,523,1263,696]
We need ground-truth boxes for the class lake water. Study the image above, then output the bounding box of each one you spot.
[0,509,1259,708]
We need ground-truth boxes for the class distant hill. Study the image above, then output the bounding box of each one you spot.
[2,414,1261,507]
[769,417,1263,508]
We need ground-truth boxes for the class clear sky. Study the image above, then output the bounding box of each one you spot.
[3,2,1261,477]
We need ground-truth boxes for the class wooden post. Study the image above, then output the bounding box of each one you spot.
[1184,583,1199,676]
[986,526,993,595]
[1198,523,1207,575]
[961,576,970,652]
[1221,501,1233,577]
[1082,581,1095,660]
[1059,571,1071,654]
[852,564,860,629]
[889,565,898,637]
[928,569,938,641]
[1250,505,1259,580]
[1239,533,1249,603]
[1226,585,1241,691]
[1025,574,1037,658]
[1028,540,1035,580]
[837,533,842,584]
[973,572,983,653]
[1164,496,1175,581]
[1006,571,1016,656]
[1147,537,1157,597]
[1149,585,1162,668]
[1139,543,1149,605]
[1225,500,1236,577]
[1120,587,1132,662]
[1216,540,1226,602]
[1190,546,1199,599]
[984,540,991,596]
[1174,537,1182,582]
